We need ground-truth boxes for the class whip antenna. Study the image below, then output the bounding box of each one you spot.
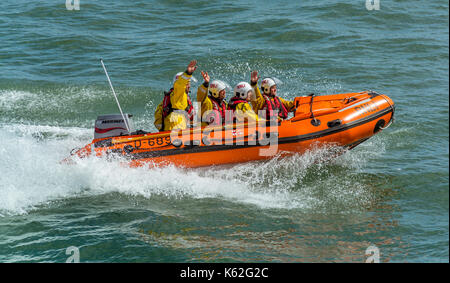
[100,59,130,132]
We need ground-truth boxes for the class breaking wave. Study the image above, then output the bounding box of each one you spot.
[0,121,385,217]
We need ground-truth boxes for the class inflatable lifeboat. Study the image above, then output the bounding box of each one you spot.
[65,91,395,168]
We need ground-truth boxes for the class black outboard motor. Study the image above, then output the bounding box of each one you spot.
[94,113,134,139]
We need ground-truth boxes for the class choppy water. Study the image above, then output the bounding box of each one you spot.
[0,0,448,262]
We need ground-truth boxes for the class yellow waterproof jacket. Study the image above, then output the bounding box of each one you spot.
[234,103,260,123]
[196,83,228,126]
[171,72,192,111]
[153,71,193,131]
[251,83,295,118]
[154,102,164,131]
[154,100,186,131]
[228,97,261,123]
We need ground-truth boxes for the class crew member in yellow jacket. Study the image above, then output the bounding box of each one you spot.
[227,82,262,123]
[154,60,198,131]
[196,70,229,126]
[249,71,295,121]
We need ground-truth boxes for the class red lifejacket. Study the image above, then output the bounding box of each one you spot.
[162,88,195,121]
[262,94,288,120]
[227,96,248,111]
[207,96,227,125]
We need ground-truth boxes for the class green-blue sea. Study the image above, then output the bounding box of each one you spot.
[0,0,448,262]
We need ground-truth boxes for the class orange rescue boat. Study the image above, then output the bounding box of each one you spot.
[65,91,395,168]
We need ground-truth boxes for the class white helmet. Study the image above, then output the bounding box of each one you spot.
[261,77,276,94]
[172,72,197,84]
[172,72,184,84]
[209,80,227,99]
[234,82,254,100]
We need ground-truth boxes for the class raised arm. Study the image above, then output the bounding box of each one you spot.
[197,70,210,103]
[250,70,265,112]
[172,60,197,110]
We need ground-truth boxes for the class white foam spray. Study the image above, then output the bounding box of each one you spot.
[0,122,385,217]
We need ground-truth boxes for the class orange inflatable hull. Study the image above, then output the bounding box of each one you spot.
[66,91,395,168]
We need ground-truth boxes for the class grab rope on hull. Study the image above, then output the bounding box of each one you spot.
[378,93,395,130]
